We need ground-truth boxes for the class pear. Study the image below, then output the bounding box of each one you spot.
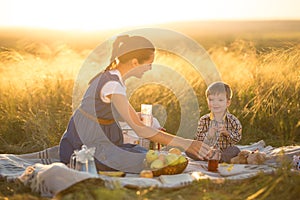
[146,150,159,163]
[178,155,187,164]
[150,159,164,169]
[166,153,179,166]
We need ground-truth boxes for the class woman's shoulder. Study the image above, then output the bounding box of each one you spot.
[106,70,125,85]
[103,70,121,81]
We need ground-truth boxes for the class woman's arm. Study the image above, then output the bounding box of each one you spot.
[110,94,211,160]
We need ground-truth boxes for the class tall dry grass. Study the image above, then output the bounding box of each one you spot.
[0,39,299,153]
[209,40,300,145]
[129,40,300,146]
[0,43,86,153]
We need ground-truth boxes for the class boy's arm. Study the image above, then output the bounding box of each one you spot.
[194,117,209,141]
[228,123,242,143]
[220,116,242,144]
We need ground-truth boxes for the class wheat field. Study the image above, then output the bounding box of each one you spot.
[0,20,300,200]
[0,22,300,154]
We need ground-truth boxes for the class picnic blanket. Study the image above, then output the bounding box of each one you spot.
[1,140,300,198]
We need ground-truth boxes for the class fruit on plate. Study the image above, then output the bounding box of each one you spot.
[140,170,153,178]
[166,153,180,166]
[157,154,166,163]
[168,147,182,155]
[144,148,188,177]
[178,155,187,164]
[150,159,164,169]
[146,150,159,163]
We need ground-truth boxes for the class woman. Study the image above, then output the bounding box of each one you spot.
[59,35,211,173]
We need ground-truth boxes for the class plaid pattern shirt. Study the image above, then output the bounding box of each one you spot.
[194,112,242,151]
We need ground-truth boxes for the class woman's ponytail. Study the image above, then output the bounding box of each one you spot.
[89,34,154,84]
[104,35,130,72]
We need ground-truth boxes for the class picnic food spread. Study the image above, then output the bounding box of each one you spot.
[143,148,189,177]
[2,139,299,198]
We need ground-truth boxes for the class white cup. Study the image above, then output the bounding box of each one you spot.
[141,104,153,127]
[141,104,152,115]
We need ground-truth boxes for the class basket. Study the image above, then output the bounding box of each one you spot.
[146,157,189,177]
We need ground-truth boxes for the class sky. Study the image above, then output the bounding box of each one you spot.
[1,0,300,31]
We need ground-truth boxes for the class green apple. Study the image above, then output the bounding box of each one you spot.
[150,159,164,169]
[166,153,179,166]
[146,150,159,163]
[178,155,187,164]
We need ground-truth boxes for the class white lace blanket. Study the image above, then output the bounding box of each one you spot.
[1,140,299,198]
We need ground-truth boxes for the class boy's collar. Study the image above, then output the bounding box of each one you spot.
[209,111,228,122]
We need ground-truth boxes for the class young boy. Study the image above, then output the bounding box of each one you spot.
[194,81,242,160]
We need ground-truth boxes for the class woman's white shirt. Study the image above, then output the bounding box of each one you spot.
[100,70,162,129]
[101,70,126,103]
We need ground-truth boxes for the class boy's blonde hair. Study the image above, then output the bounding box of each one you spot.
[205,81,233,100]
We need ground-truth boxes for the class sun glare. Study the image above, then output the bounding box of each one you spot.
[2,0,300,31]
[5,0,204,31]
[5,1,124,31]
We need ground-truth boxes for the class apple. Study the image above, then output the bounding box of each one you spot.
[168,147,182,156]
[178,155,187,164]
[157,154,166,164]
[146,150,159,163]
[140,170,153,178]
[166,153,179,166]
[150,159,164,169]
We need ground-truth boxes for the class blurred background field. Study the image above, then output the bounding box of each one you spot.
[0,20,300,154]
[0,20,300,200]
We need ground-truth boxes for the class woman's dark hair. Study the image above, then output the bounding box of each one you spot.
[89,35,155,84]
[105,35,155,71]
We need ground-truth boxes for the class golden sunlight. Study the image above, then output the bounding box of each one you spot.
[2,0,300,31]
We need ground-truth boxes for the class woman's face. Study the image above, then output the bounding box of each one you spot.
[128,53,155,79]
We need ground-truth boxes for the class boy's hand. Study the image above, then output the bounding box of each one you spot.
[218,125,230,137]
[208,122,218,137]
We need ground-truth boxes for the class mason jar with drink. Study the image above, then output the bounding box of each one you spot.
[140,104,160,150]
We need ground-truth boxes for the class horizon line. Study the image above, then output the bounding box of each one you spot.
[1,19,300,32]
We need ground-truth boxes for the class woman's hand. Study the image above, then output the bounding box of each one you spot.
[138,111,166,131]
[185,139,211,161]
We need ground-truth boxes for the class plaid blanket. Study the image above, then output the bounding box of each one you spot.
[0,146,60,181]
[1,140,299,198]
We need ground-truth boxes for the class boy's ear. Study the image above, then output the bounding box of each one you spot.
[227,99,231,107]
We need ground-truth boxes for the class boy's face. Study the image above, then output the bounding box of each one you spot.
[207,93,230,114]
